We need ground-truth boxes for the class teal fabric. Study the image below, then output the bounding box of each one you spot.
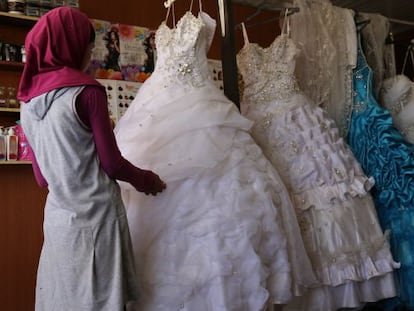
[347,30,414,310]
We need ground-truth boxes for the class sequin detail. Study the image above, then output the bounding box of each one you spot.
[352,64,369,113]
[238,35,301,106]
[153,12,209,89]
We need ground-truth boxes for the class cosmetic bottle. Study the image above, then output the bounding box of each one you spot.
[6,126,18,161]
[0,126,6,161]
[0,86,6,108]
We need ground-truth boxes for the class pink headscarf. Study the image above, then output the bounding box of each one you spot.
[17,6,101,102]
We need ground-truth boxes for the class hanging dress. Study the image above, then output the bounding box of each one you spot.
[289,0,357,138]
[347,24,414,311]
[358,12,396,100]
[380,74,414,144]
[237,14,399,311]
[114,1,315,310]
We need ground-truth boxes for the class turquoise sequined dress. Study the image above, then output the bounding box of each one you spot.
[347,29,414,310]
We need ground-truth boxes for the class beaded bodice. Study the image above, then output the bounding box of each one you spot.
[352,34,372,114]
[237,34,301,105]
[153,11,215,88]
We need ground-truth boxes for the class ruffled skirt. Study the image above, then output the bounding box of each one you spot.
[116,81,316,311]
[243,93,399,311]
[348,89,414,310]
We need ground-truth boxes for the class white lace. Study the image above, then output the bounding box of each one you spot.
[289,0,356,138]
[153,1,214,91]
[359,12,396,101]
[237,15,301,116]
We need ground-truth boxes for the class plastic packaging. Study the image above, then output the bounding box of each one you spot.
[14,121,30,161]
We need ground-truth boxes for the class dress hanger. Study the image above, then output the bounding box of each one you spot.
[402,39,414,76]
[218,0,226,36]
[245,1,266,23]
[356,19,371,31]
[164,1,176,27]
[354,12,371,31]
[279,7,291,36]
[164,0,202,28]
[164,0,176,8]
[241,22,249,45]
[235,6,299,30]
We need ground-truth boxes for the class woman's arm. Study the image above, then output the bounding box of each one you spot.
[75,86,166,195]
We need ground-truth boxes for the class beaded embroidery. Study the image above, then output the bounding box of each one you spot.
[153,11,211,89]
[238,35,301,106]
[352,62,369,114]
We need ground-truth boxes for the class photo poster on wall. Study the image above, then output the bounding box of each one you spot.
[86,18,156,83]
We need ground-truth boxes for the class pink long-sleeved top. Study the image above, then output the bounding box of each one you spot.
[30,85,148,191]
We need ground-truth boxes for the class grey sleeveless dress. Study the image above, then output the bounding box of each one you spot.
[21,86,139,311]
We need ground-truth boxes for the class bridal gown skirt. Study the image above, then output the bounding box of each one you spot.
[242,93,399,311]
[116,80,317,311]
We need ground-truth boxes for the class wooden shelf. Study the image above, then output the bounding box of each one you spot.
[0,160,31,164]
[0,107,20,113]
[0,60,24,71]
[0,11,38,26]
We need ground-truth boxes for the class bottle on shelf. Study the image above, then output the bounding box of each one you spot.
[6,126,18,161]
[0,126,6,161]
[7,0,26,15]
[0,0,7,12]
[20,44,26,63]
[6,86,18,108]
[0,85,6,107]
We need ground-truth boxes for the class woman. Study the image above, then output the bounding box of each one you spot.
[17,7,166,311]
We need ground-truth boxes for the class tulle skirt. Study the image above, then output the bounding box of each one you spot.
[115,80,316,311]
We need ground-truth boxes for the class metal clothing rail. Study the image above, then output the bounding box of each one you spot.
[388,17,414,27]
[232,0,293,11]
[217,0,240,108]
[235,6,299,30]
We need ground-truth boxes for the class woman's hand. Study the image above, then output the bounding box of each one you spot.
[136,169,167,196]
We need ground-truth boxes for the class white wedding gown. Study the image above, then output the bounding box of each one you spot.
[237,18,399,311]
[114,7,316,311]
